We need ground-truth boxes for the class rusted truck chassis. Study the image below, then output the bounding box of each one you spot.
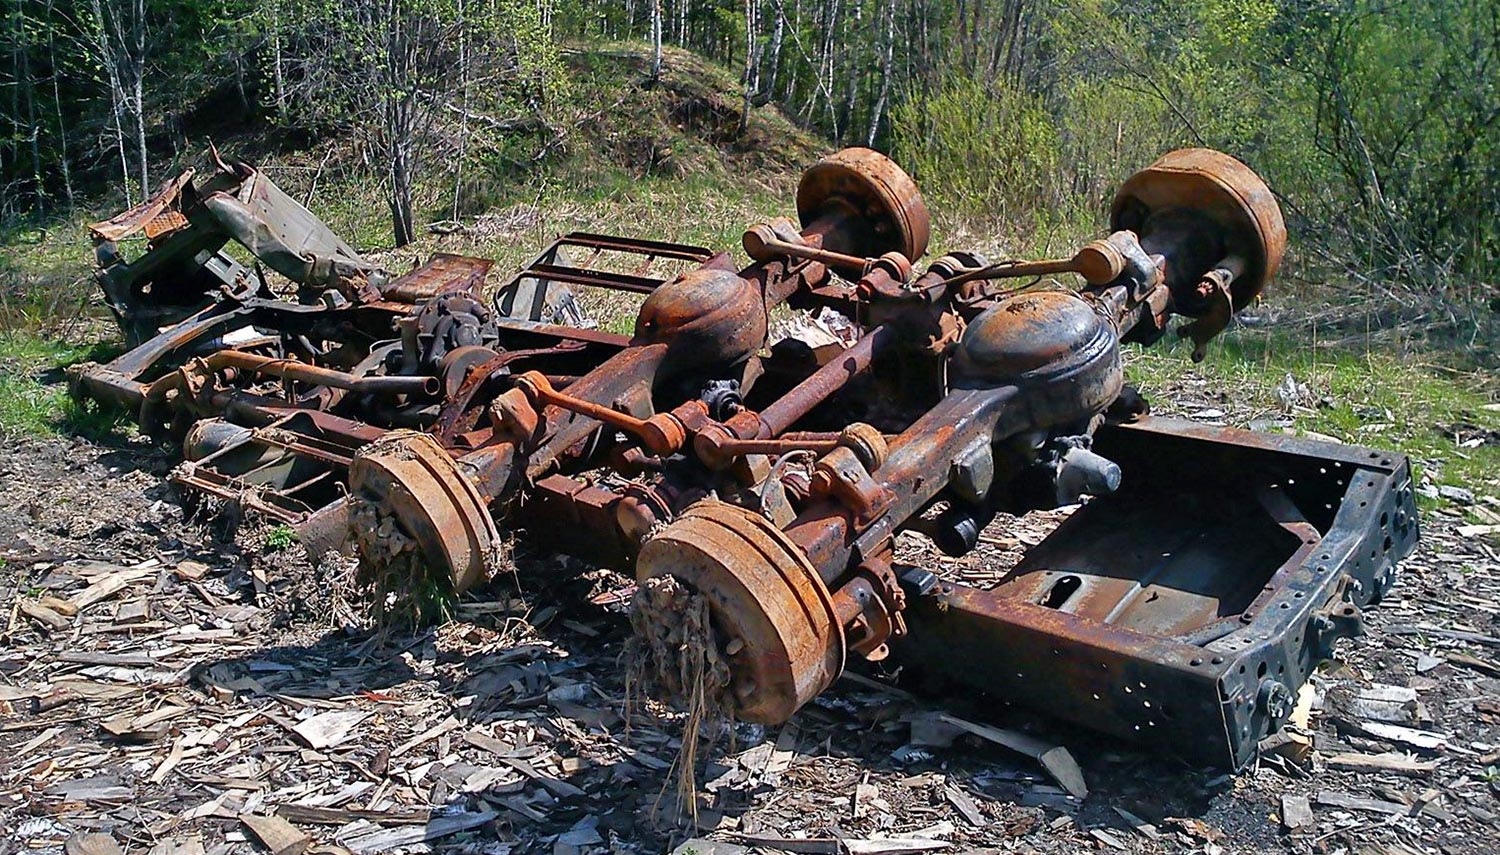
[71,147,1418,768]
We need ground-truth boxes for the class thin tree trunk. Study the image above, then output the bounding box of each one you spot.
[112,108,131,205]
[452,0,469,218]
[1001,0,1025,85]
[739,0,759,133]
[47,0,74,208]
[7,0,21,195]
[271,0,286,120]
[90,0,133,204]
[391,133,414,246]
[650,0,663,80]
[866,0,895,146]
[385,0,415,247]
[132,71,147,192]
[839,0,860,141]
[128,0,146,193]
[765,0,785,97]
[823,0,840,135]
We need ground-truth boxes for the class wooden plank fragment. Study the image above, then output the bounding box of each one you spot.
[1352,720,1448,751]
[69,567,152,611]
[64,832,124,855]
[1447,651,1500,677]
[339,809,497,854]
[19,599,71,629]
[391,716,460,758]
[1324,752,1439,776]
[1112,807,1160,840]
[240,813,313,855]
[494,754,586,799]
[115,598,151,624]
[1385,624,1500,647]
[275,804,430,826]
[38,595,79,616]
[290,709,369,750]
[1314,790,1408,815]
[60,651,155,667]
[722,836,840,854]
[1280,794,1314,830]
[844,840,953,855]
[943,784,986,826]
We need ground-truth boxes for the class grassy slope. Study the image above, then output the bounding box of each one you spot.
[1128,330,1500,516]
[0,336,132,440]
[0,42,1495,512]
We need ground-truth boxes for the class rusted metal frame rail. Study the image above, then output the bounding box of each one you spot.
[890,417,1419,768]
[503,232,717,296]
[172,409,390,522]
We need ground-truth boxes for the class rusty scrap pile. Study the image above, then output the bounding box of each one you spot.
[71,146,1418,769]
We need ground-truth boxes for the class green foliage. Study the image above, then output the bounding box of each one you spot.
[889,0,1497,306]
[891,75,1067,239]
[265,525,298,552]
[1284,0,1500,287]
[3,0,1496,319]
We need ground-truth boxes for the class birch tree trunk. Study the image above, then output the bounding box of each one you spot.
[739,0,760,133]
[866,0,895,146]
[765,0,785,98]
[271,0,286,120]
[131,0,147,194]
[89,0,134,204]
[46,0,75,208]
[451,0,469,219]
[385,0,415,247]
[650,0,663,80]
[839,0,860,142]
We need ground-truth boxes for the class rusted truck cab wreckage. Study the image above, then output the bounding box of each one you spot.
[72,147,1418,769]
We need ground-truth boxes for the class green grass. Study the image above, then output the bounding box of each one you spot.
[1125,325,1500,510]
[0,217,98,330]
[0,333,134,441]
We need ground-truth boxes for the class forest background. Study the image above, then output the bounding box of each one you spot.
[0,0,1496,346]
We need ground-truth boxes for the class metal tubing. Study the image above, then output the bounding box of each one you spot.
[210,350,440,397]
[756,324,895,437]
[785,385,1018,582]
[753,233,872,272]
[712,437,842,455]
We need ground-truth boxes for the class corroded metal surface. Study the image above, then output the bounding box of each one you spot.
[1112,147,1287,308]
[349,430,502,594]
[71,146,1418,769]
[795,146,932,265]
[638,501,846,723]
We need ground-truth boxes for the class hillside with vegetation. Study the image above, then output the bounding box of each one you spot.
[3,0,1498,329]
[1,0,1496,498]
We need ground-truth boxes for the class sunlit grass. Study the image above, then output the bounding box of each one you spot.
[0,333,133,441]
[1125,324,1500,512]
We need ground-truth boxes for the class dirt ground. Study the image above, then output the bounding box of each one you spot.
[2,382,1498,855]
